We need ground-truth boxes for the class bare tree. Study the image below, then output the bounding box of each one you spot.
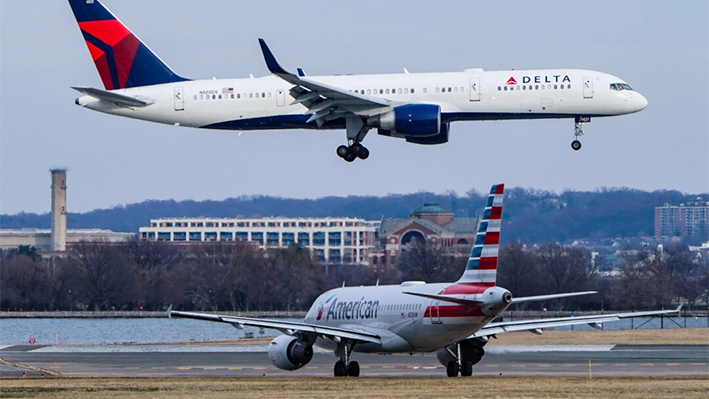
[398,238,462,283]
[69,240,134,311]
[498,241,539,297]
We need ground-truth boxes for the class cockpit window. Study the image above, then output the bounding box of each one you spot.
[610,83,633,91]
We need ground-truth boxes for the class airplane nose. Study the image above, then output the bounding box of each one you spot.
[635,94,648,112]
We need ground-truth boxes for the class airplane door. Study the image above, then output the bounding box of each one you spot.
[174,87,184,111]
[429,300,442,324]
[583,77,593,99]
[469,78,480,101]
[276,89,285,107]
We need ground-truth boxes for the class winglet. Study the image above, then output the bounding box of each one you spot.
[167,304,173,319]
[258,38,290,75]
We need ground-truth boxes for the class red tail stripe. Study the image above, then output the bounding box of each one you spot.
[483,231,500,245]
[79,20,131,47]
[494,185,505,194]
[477,257,498,270]
[489,206,502,219]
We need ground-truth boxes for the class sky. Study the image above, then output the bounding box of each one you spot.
[1,0,707,215]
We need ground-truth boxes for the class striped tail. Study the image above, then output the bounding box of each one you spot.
[457,184,504,285]
[68,0,188,90]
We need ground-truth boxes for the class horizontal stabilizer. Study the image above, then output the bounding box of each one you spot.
[72,86,153,107]
[403,291,483,306]
[511,291,597,304]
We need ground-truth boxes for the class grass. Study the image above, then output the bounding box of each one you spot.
[1,376,707,399]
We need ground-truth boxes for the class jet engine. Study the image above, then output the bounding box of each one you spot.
[435,337,488,367]
[267,335,314,371]
[406,123,450,145]
[374,104,441,137]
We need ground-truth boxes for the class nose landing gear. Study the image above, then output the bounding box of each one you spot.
[571,116,590,151]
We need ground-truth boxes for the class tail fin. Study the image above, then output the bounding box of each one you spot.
[68,0,187,90]
[457,184,504,286]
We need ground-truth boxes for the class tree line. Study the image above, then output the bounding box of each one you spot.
[1,240,706,312]
[2,187,705,244]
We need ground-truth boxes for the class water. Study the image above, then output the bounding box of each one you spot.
[0,318,289,345]
[0,316,704,346]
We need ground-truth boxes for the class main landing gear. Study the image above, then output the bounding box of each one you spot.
[336,142,369,162]
[338,117,370,162]
[334,340,360,377]
[445,342,476,377]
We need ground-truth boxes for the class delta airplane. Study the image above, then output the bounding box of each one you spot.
[169,184,679,377]
[69,0,648,162]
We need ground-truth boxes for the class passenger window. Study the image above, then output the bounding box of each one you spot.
[212,95,216,99]
[535,85,539,90]
[448,87,452,92]
[435,87,440,93]
[193,95,197,100]
[498,86,501,91]
[411,88,415,94]
[200,94,204,100]
[379,89,383,94]
[249,93,253,98]
[504,86,508,91]
[422,88,427,93]
[385,89,389,94]
[398,88,402,94]
[404,88,409,94]
[554,85,557,89]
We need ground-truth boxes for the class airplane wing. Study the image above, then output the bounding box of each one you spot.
[511,291,598,304]
[72,87,153,107]
[469,305,682,338]
[258,39,390,126]
[168,308,382,345]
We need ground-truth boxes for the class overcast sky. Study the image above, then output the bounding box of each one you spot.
[1,0,707,215]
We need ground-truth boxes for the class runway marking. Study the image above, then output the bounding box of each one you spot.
[382,366,395,369]
[177,367,190,370]
[510,365,525,368]
[125,367,139,370]
[640,363,654,366]
[665,363,680,366]
[614,363,628,367]
[537,364,551,367]
[253,367,267,370]
[360,366,370,369]
[406,366,439,370]
[202,367,217,370]
[228,367,242,371]
[150,367,165,370]
[691,363,706,366]
[305,367,320,369]
[562,364,577,367]
[483,364,499,368]
[590,363,602,367]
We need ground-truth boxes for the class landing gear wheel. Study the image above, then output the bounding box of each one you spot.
[343,151,356,162]
[446,360,460,377]
[460,360,473,377]
[334,360,347,377]
[336,145,349,158]
[571,140,582,151]
[347,361,360,377]
[356,145,369,160]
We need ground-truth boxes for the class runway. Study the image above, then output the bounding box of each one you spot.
[1,344,706,378]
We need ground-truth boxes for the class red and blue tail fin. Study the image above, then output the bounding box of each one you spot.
[68,0,187,90]
[457,184,504,286]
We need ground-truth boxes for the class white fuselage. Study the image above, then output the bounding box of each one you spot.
[302,282,511,354]
[77,68,648,132]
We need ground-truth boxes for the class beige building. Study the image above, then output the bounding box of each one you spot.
[139,216,378,264]
[0,229,135,251]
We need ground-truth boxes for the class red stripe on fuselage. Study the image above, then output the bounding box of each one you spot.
[424,305,486,318]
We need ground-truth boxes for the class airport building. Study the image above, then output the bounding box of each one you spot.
[139,217,378,264]
[654,198,709,240]
[370,203,479,269]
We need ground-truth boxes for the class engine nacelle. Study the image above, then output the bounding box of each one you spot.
[267,335,314,371]
[435,337,487,367]
[376,104,441,137]
[406,123,450,145]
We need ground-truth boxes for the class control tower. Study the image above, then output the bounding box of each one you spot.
[50,169,67,251]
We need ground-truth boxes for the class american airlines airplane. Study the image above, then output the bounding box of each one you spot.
[69,0,648,162]
[169,184,679,377]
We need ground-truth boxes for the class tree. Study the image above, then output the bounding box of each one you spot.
[0,252,51,311]
[498,241,539,297]
[69,240,134,311]
[397,238,462,283]
[121,239,182,310]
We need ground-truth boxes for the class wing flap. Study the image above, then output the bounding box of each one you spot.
[258,39,390,125]
[169,310,382,344]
